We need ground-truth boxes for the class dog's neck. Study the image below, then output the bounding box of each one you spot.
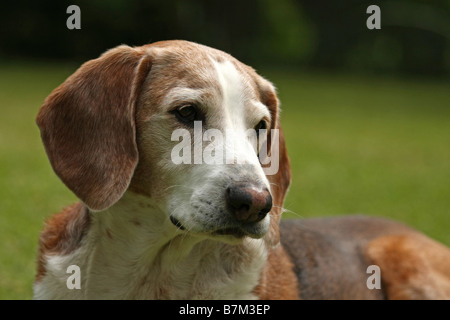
[41,192,268,299]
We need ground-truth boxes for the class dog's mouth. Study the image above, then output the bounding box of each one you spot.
[213,227,247,238]
[170,216,186,230]
[169,216,265,239]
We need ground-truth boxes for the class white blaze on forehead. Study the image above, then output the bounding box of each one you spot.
[210,59,271,127]
[211,59,267,169]
[211,59,246,128]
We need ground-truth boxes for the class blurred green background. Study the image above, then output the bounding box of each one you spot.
[0,0,449,299]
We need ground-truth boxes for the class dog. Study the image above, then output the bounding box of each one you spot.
[34,40,450,299]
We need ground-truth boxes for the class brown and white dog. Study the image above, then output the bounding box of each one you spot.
[34,40,450,300]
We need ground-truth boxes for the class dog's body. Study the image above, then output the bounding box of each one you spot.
[281,216,450,299]
[34,40,450,300]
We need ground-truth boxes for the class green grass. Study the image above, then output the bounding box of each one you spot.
[0,63,449,299]
[0,63,79,299]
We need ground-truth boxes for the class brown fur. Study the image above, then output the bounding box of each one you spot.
[366,234,450,299]
[253,245,300,299]
[280,216,450,299]
[36,202,89,281]
[266,127,291,247]
[36,46,152,211]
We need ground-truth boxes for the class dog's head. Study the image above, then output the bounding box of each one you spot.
[37,40,291,245]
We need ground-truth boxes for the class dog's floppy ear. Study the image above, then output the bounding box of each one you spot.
[36,45,152,211]
[256,77,291,247]
[267,124,291,246]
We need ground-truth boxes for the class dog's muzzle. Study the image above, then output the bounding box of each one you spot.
[169,182,272,239]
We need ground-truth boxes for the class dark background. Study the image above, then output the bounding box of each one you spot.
[1,0,449,77]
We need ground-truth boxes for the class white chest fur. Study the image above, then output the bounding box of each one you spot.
[33,193,267,300]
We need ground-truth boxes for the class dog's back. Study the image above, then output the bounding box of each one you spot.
[280,215,450,299]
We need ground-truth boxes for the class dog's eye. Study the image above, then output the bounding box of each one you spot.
[255,120,267,136]
[174,104,198,123]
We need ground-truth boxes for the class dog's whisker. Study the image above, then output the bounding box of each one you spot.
[164,184,195,192]
[270,205,304,219]
[281,209,304,219]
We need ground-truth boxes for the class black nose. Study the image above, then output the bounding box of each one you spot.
[226,183,272,223]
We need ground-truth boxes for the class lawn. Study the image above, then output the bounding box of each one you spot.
[0,63,449,299]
